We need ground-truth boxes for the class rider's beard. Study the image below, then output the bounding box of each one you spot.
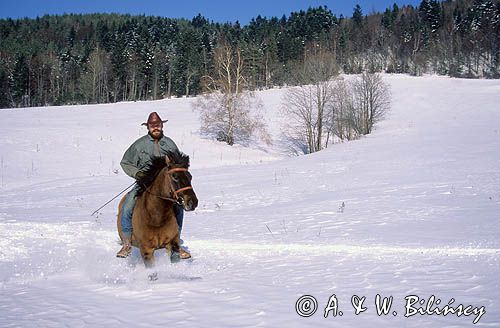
[149,129,164,140]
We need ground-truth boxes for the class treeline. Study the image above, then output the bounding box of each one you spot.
[0,0,498,108]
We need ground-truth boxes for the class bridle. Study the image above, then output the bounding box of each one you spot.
[145,167,193,205]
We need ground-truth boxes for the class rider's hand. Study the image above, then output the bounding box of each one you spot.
[135,171,147,181]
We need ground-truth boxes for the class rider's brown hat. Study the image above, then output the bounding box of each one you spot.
[141,112,168,126]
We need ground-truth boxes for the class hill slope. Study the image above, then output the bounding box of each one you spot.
[0,75,499,327]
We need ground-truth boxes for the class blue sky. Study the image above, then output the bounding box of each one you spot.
[0,0,422,24]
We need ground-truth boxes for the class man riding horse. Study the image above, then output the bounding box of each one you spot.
[117,112,191,259]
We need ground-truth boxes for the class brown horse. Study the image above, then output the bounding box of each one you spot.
[117,151,198,268]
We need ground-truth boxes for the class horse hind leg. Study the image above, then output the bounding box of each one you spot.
[117,195,127,243]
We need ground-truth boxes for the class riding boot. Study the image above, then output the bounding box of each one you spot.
[179,246,191,259]
[117,236,132,258]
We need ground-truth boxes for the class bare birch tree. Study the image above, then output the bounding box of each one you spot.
[281,52,338,154]
[81,46,110,104]
[194,39,270,146]
[352,72,391,135]
[328,77,357,142]
[282,69,390,154]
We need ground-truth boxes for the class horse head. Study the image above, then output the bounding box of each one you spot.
[140,151,198,211]
[163,151,198,211]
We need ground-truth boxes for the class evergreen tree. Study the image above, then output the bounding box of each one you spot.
[0,1,498,109]
[352,4,363,27]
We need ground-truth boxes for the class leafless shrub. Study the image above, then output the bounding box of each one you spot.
[195,91,269,146]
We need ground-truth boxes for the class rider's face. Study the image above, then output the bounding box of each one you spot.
[148,122,163,138]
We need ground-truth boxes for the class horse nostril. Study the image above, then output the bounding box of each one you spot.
[184,198,197,211]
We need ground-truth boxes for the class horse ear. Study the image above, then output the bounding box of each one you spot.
[165,155,171,165]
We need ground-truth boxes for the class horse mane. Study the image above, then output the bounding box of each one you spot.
[166,150,190,169]
[136,150,190,192]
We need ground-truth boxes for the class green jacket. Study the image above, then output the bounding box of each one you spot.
[120,134,180,179]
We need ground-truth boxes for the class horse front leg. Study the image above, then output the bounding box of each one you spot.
[140,245,155,268]
[168,234,181,263]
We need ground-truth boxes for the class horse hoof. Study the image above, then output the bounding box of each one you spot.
[148,272,158,281]
[170,251,181,263]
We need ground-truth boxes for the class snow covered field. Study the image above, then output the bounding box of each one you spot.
[0,75,499,327]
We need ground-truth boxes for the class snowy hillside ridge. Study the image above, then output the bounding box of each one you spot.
[1,75,500,327]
